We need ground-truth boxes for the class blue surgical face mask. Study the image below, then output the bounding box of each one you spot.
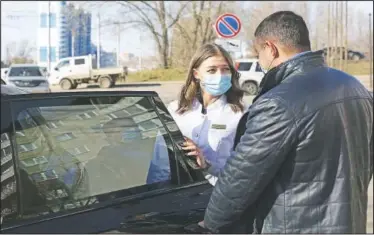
[201,74,232,96]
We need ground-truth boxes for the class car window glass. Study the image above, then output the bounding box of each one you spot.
[74,59,85,65]
[56,60,70,69]
[255,62,262,72]
[8,67,42,77]
[11,96,180,220]
[1,132,18,225]
[237,62,252,71]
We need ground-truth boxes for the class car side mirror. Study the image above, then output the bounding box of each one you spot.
[54,67,59,71]
[4,70,8,74]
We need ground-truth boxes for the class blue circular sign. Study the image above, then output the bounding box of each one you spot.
[215,13,242,38]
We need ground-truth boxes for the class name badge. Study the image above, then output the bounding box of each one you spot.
[211,124,227,130]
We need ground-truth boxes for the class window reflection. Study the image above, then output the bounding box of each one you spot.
[1,133,18,224]
[12,96,181,220]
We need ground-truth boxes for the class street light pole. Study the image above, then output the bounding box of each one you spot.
[117,23,121,67]
[97,12,101,69]
[339,1,343,71]
[138,33,142,70]
[344,1,348,72]
[327,1,331,66]
[48,1,51,72]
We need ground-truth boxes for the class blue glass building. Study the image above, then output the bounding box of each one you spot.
[37,1,92,68]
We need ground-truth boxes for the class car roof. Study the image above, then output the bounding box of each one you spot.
[9,64,40,68]
[1,90,159,101]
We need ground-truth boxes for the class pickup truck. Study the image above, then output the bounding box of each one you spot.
[48,55,128,90]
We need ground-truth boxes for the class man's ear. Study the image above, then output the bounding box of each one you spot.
[271,43,280,58]
[266,41,279,58]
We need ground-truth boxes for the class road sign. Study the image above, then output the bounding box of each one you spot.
[215,13,242,39]
[215,39,242,53]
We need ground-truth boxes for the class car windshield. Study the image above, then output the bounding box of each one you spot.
[8,67,42,77]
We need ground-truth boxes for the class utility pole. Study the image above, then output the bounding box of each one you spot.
[97,12,101,69]
[117,23,121,67]
[369,13,373,89]
[339,1,343,71]
[334,1,339,68]
[138,33,142,70]
[48,1,51,72]
[327,1,331,66]
[344,1,348,72]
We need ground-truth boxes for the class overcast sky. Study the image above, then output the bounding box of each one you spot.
[1,1,373,61]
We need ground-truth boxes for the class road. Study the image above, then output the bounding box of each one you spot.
[50,81,256,106]
[50,74,372,104]
[50,76,373,233]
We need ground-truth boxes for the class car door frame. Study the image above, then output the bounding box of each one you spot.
[1,91,211,234]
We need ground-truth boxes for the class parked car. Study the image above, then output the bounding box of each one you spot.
[321,47,366,61]
[1,68,9,80]
[4,64,50,93]
[48,55,127,90]
[235,58,264,96]
[1,84,211,233]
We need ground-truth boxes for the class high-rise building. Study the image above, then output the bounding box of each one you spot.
[37,1,91,69]
[71,11,92,57]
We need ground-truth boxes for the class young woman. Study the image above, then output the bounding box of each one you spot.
[147,43,245,185]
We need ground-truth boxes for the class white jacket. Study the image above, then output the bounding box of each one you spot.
[147,95,244,185]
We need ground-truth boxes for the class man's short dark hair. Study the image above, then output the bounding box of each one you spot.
[254,11,311,51]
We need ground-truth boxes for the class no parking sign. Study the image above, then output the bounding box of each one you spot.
[214,13,242,39]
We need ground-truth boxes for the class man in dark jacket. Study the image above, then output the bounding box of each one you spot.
[203,11,373,233]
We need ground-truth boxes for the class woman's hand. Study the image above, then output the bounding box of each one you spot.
[182,137,207,168]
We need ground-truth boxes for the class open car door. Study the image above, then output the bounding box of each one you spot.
[1,91,212,233]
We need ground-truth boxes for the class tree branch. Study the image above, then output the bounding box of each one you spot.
[167,2,190,28]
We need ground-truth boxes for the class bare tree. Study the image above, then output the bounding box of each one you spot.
[171,1,231,67]
[238,2,280,55]
[110,1,189,69]
[239,2,318,55]
[351,8,371,54]
[6,40,35,64]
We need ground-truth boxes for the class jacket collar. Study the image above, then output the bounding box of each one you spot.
[253,50,326,103]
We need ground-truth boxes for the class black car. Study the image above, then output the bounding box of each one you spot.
[1,84,211,233]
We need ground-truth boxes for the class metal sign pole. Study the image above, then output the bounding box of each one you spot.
[369,13,373,90]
